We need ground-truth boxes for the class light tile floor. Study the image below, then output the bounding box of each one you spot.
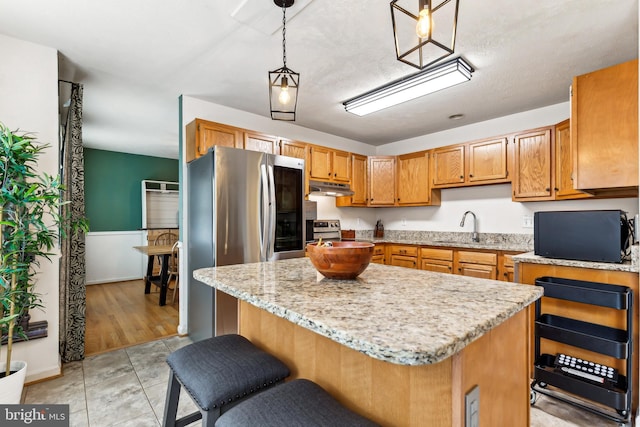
[25,336,628,426]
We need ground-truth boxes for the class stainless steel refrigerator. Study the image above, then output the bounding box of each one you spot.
[187,146,305,341]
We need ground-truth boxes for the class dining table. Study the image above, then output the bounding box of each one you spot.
[133,244,175,306]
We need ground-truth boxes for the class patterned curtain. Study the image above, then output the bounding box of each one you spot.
[59,83,86,362]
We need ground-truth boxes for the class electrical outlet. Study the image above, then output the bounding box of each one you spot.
[356,218,361,226]
[465,385,480,427]
[522,214,534,228]
[401,218,407,227]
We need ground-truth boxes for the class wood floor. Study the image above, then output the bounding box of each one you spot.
[85,279,179,356]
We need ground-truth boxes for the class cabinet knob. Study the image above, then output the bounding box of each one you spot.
[334,173,337,177]
[458,267,462,272]
[460,175,464,179]
[545,188,550,192]
[448,266,452,270]
[554,187,559,191]
[469,174,474,178]
[328,172,331,176]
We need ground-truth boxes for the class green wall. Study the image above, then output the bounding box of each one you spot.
[84,148,179,232]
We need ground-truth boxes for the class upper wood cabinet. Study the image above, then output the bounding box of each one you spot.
[397,151,432,206]
[468,137,509,183]
[572,59,638,193]
[432,137,509,188]
[186,119,242,162]
[278,139,307,159]
[337,153,368,207]
[243,131,277,154]
[368,156,396,206]
[554,119,591,200]
[512,126,554,201]
[308,145,351,183]
[432,145,465,186]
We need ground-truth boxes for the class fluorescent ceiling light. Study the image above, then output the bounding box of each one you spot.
[343,57,474,116]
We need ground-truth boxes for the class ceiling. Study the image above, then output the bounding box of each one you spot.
[0,0,637,160]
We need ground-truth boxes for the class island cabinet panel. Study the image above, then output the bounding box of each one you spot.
[554,119,591,200]
[467,137,508,183]
[432,145,465,187]
[397,151,431,205]
[368,156,396,206]
[185,119,242,162]
[572,59,638,193]
[518,262,639,413]
[455,250,498,280]
[512,126,554,201]
[239,300,530,427]
[243,130,277,154]
[420,247,454,274]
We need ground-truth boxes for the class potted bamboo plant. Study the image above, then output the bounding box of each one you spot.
[0,122,87,403]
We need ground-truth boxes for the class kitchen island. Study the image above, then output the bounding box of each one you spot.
[194,258,543,426]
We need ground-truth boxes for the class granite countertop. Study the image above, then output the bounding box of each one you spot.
[513,247,639,273]
[193,258,543,366]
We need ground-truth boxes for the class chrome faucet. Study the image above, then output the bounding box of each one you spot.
[460,211,479,242]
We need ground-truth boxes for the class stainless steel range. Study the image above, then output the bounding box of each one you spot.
[312,219,341,242]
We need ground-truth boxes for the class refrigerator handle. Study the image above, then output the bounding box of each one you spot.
[267,165,277,260]
[260,164,269,261]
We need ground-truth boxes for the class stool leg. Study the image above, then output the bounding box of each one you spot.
[162,371,181,427]
[202,407,221,427]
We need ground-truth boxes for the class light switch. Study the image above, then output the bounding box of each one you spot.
[522,214,534,228]
[465,385,480,427]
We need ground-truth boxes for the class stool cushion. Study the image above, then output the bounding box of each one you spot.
[215,379,380,427]
[166,334,290,411]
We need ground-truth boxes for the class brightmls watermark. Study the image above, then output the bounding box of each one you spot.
[0,405,69,426]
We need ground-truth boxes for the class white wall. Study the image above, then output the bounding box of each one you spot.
[0,34,61,382]
[86,231,146,285]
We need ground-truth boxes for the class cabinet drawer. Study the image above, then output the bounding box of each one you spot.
[420,247,453,261]
[457,250,497,265]
[390,255,417,269]
[371,255,385,264]
[389,245,418,257]
[421,259,453,274]
[503,253,515,268]
[373,245,385,256]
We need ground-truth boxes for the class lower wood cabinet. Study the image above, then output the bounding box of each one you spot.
[455,250,498,280]
[371,244,385,264]
[499,252,517,282]
[420,247,453,273]
[388,244,418,269]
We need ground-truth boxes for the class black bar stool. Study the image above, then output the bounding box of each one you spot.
[215,378,380,426]
[162,334,290,427]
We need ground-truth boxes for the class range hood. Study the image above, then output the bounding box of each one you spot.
[308,179,354,197]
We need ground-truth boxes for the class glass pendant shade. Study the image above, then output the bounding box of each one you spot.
[269,67,299,121]
[391,0,460,70]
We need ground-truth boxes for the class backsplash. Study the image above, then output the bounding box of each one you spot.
[356,229,534,251]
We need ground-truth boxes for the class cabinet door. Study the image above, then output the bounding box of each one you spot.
[279,139,307,160]
[572,59,638,190]
[397,151,430,205]
[457,263,497,279]
[332,150,351,182]
[512,127,554,201]
[499,252,518,282]
[468,137,508,183]
[432,145,465,187]
[350,154,368,206]
[554,120,591,200]
[421,259,453,274]
[188,120,241,161]
[371,255,385,264]
[244,131,277,154]
[390,255,417,269]
[308,146,333,180]
[368,157,396,206]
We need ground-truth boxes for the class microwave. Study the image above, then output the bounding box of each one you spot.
[534,210,632,263]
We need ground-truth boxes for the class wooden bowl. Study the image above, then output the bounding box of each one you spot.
[306,241,374,280]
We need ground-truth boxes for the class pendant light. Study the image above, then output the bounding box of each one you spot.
[269,0,300,121]
[390,0,460,70]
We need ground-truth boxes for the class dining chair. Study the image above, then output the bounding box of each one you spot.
[167,241,180,303]
[151,232,178,292]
